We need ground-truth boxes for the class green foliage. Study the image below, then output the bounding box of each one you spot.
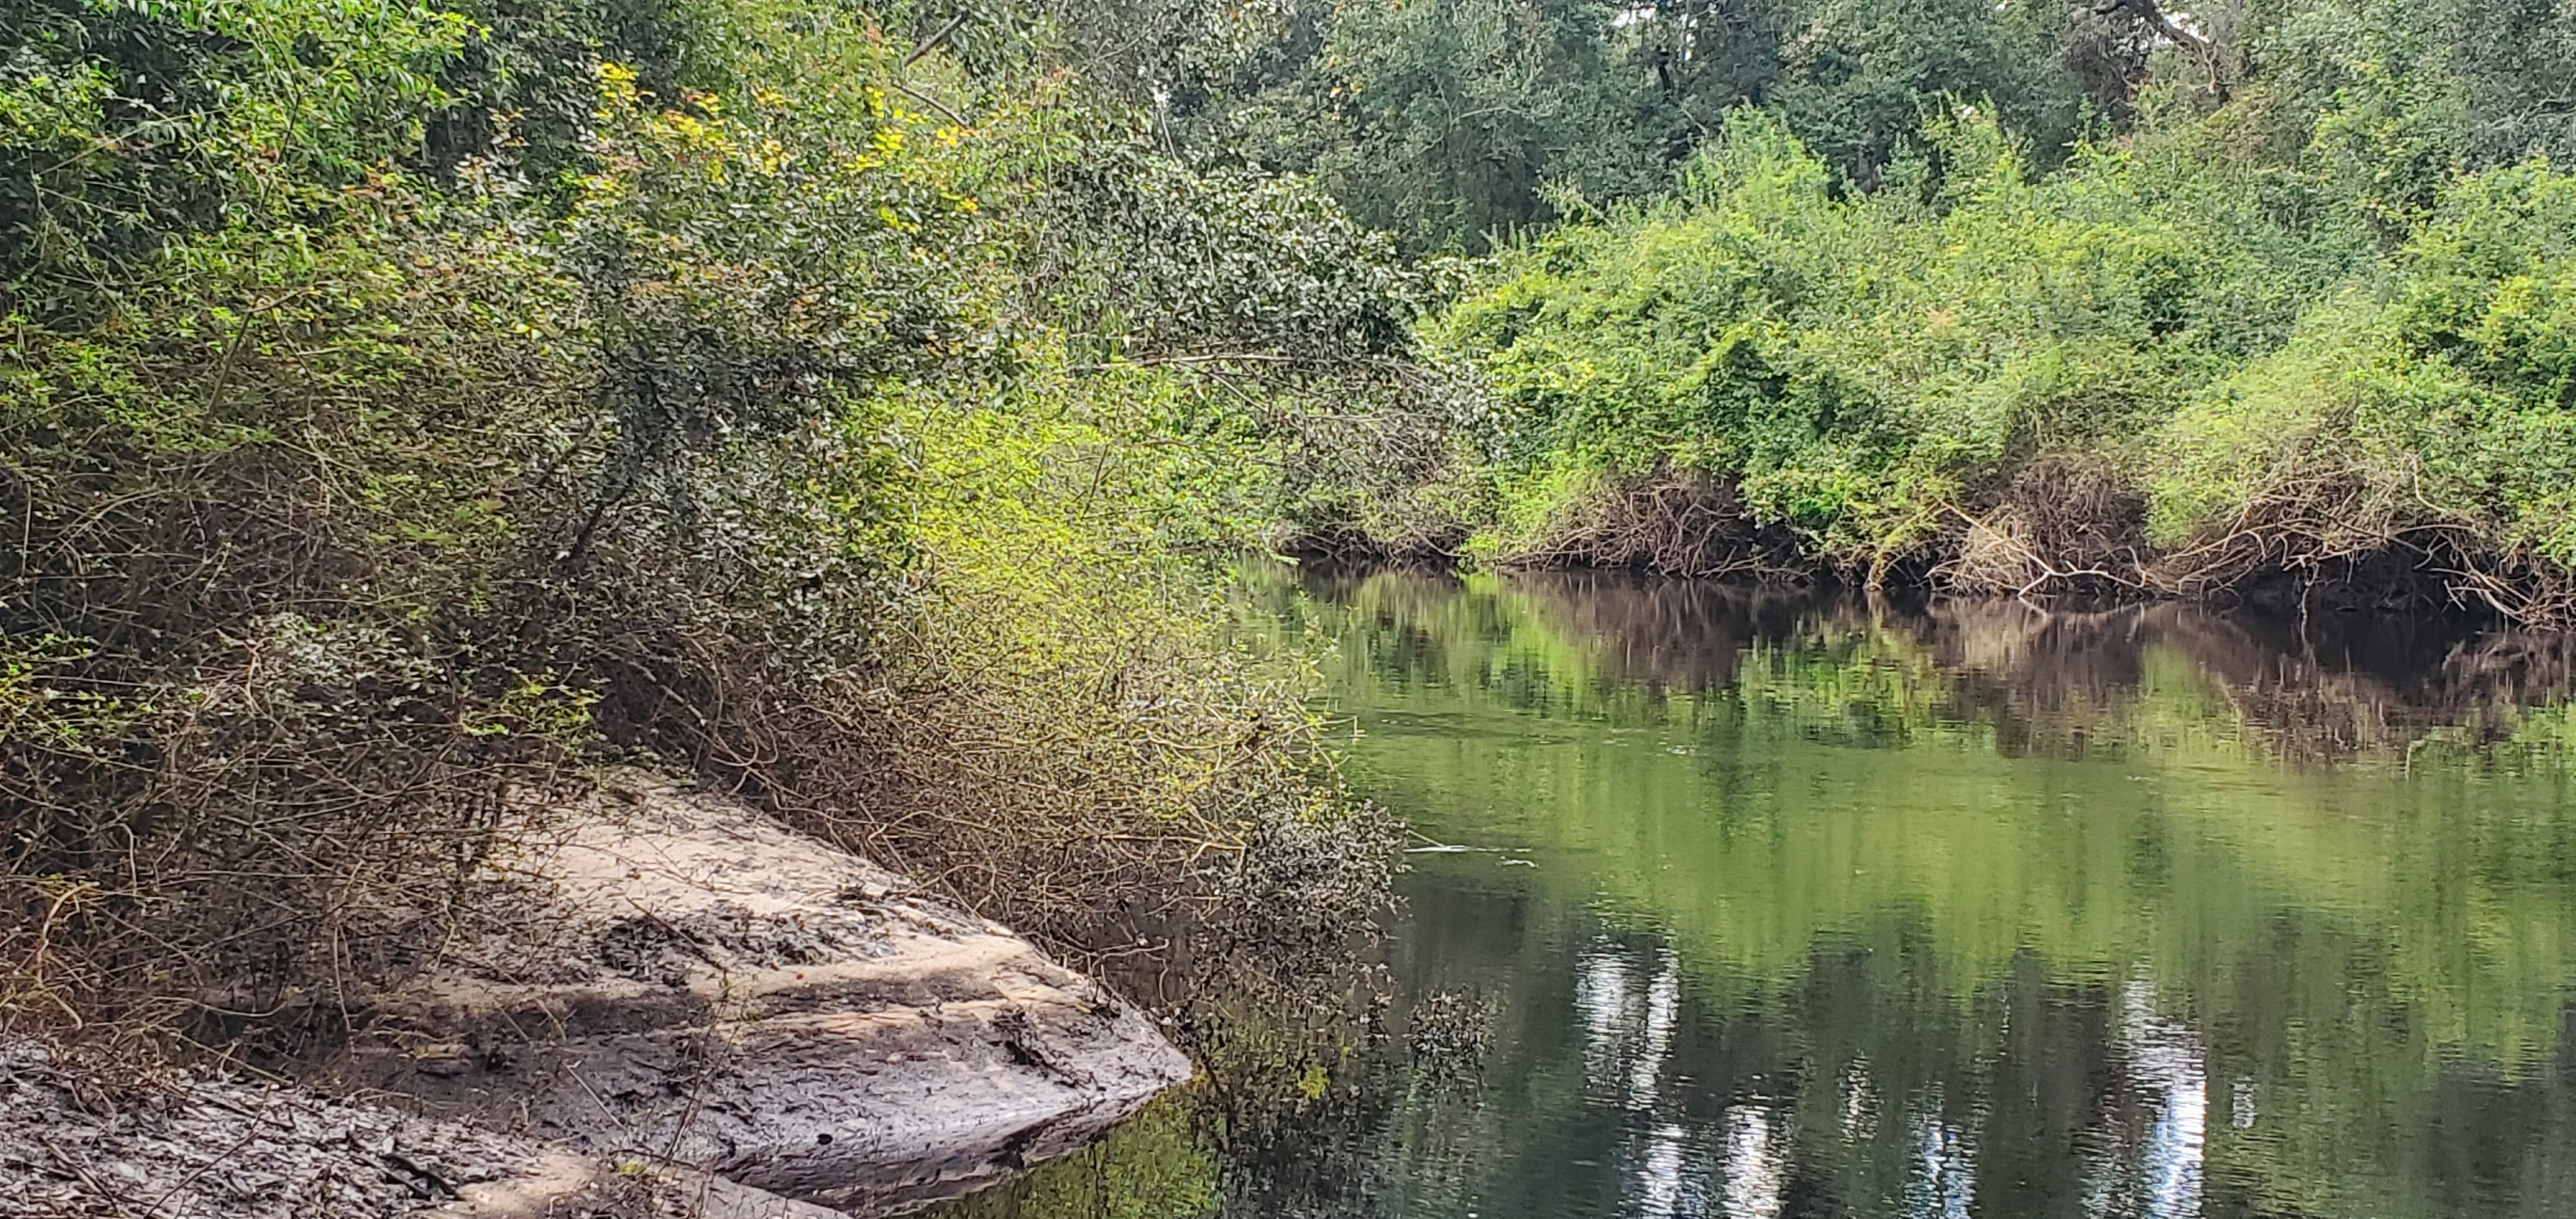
[0,0,471,312]
[1388,12,2576,613]
[421,0,709,186]
[2150,160,2576,586]
[2258,0,2576,236]
[1098,0,2178,252]
[1284,0,1655,250]
[2373,164,2576,562]
[1432,109,2359,570]
[1,0,1411,1036]
[1021,141,1418,363]
[1763,0,2092,190]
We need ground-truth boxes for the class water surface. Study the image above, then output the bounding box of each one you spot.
[946,567,2576,1219]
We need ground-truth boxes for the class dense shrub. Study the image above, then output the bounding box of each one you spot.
[1426,109,2367,576]
[1,0,1407,1040]
[2150,162,2576,618]
[1404,95,2576,619]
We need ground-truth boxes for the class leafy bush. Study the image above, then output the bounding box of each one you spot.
[1405,83,2576,620]
[718,362,1401,947]
[1429,108,2361,577]
[0,194,594,1027]
[2,0,1409,1040]
[2148,161,2576,617]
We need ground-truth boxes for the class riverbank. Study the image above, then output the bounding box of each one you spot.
[1,0,1401,1075]
[1312,108,2576,632]
[5,770,1193,1216]
[1298,524,2533,642]
[1298,454,2564,628]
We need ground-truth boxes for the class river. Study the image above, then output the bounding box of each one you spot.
[938,564,2576,1219]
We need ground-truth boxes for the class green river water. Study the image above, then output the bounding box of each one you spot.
[943,565,2576,1219]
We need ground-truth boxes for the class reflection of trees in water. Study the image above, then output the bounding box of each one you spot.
[953,570,2576,1219]
[1489,571,1822,697]
[1284,914,2250,1219]
[1914,601,2576,764]
[1291,562,2576,765]
[940,815,2576,1219]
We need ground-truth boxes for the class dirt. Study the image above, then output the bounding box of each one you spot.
[6,770,1192,1218]
[0,1041,841,1218]
[324,770,1193,1215]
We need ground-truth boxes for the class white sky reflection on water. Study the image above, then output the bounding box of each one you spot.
[2124,983,2208,1219]
[1905,1103,1977,1219]
[1636,955,1680,1103]
[1721,1105,1785,1219]
[1840,1058,1880,1143]
[1635,1121,1698,1218]
[1575,941,1682,1112]
[1573,945,1626,1095]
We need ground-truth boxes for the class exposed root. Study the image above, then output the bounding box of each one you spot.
[1599,450,2576,630]
[1503,471,1802,579]
[1937,456,2151,599]
[2139,468,2576,627]
[2136,459,2413,602]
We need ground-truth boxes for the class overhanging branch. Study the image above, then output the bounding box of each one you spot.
[2094,0,2211,54]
